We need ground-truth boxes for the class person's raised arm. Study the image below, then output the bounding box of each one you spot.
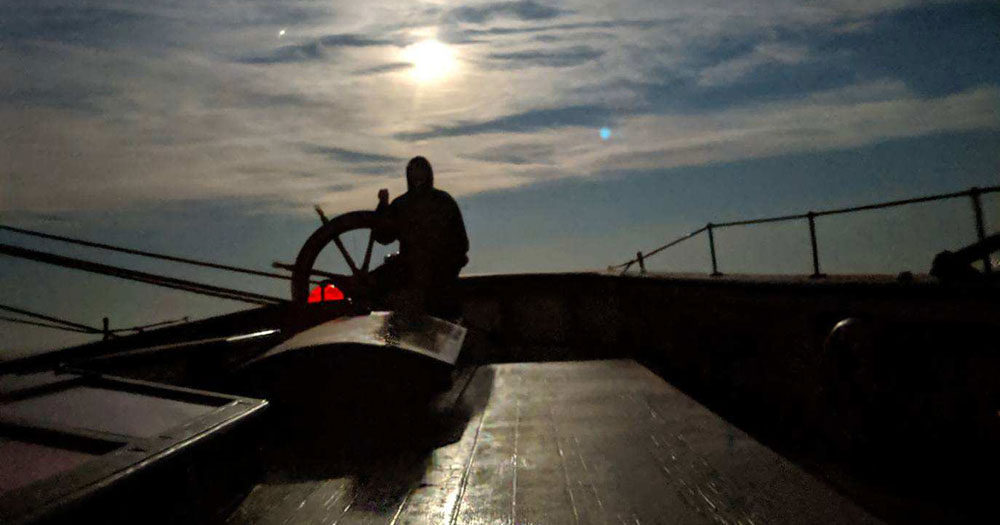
[373,188,398,245]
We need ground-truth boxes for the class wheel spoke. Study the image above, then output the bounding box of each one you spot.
[290,210,380,304]
[318,273,352,286]
[332,235,359,275]
[361,230,375,273]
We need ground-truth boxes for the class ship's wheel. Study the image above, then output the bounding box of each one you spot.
[290,211,385,304]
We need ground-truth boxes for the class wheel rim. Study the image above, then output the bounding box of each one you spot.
[290,211,384,304]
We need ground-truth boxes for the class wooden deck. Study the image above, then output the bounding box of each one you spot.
[225,360,879,524]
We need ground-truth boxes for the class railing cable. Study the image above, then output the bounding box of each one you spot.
[609,226,707,271]
[612,185,1000,274]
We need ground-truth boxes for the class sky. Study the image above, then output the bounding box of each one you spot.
[1,0,999,355]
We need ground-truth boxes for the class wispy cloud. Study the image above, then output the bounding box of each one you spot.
[4,84,112,113]
[588,85,1000,174]
[485,45,604,68]
[354,62,412,76]
[301,144,404,163]
[450,1,566,24]
[317,34,398,47]
[212,90,328,109]
[0,6,152,47]
[238,33,398,64]
[394,105,616,141]
[697,43,810,86]
[238,42,323,64]
[349,164,400,176]
[441,18,663,44]
[455,19,662,37]
[462,143,555,164]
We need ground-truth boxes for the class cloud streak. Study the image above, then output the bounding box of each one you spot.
[238,33,398,64]
[440,18,663,44]
[450,1,566,24]
[354,62,412,75]
[301,144,404,163]
[590,86,1000,175]
[394,105,617,141]
[462,143,555,164]
[485,45,604,68]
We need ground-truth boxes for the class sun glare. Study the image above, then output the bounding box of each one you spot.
[402,40,456,83]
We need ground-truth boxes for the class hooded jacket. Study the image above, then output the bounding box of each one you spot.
[374,175,469,272]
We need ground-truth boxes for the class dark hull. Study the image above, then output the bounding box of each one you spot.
[3,272,998,524]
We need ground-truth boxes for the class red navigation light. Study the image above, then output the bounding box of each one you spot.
[307,284,345,303]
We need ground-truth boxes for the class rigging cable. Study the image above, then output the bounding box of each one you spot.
[0,308,188,335]
[0,304,102,333]
[0,243,285,305]
[0,224,293,281]
[112,316,190,333]
[0,316,96,334]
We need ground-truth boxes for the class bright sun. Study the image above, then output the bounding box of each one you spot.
[402,40,456,83]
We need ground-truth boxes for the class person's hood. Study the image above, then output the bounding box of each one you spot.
[406,169,433,192]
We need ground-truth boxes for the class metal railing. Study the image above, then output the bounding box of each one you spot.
[610,185,1000,277]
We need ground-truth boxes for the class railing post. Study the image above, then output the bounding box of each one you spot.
[707,223,721,276]
[636,251,646,274]
[807,212,825,278]
[969,187,992,273]
[102,317,111,340]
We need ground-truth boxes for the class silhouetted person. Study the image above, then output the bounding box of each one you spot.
[372,156,468,318]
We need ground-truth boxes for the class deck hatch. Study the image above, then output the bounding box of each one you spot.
[0,373,266,524]
[0,386,218,438]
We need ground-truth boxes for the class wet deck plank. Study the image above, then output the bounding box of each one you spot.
[228,360,881,524]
